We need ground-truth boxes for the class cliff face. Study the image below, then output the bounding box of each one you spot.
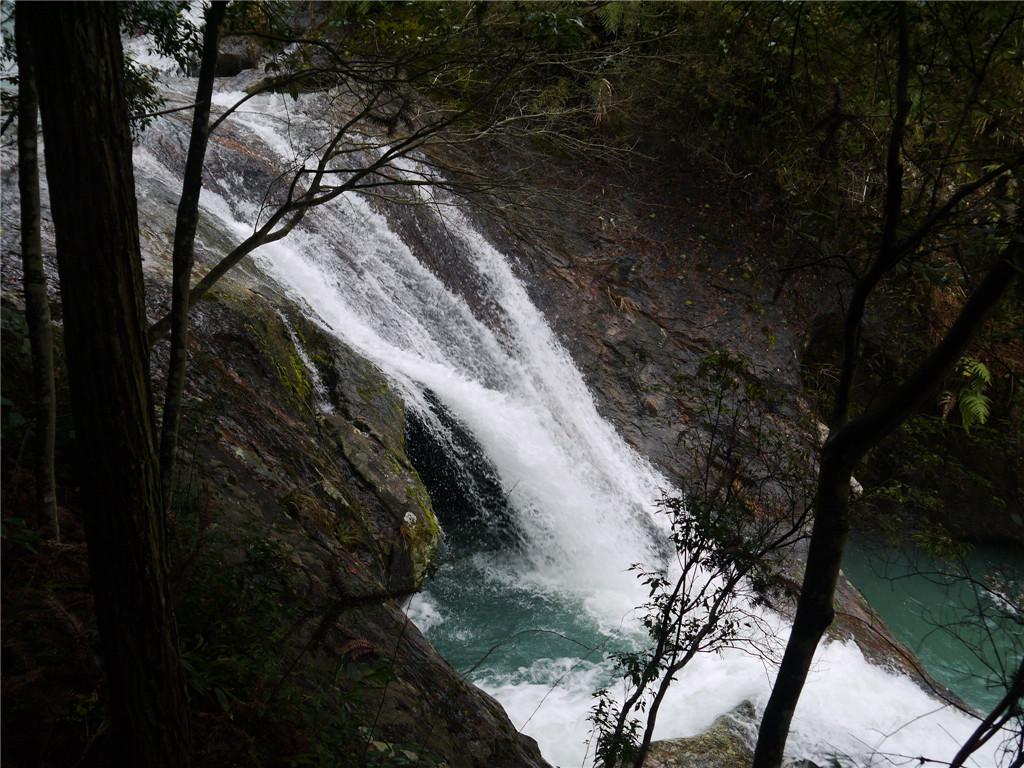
[1,70,985,766]
[150,146,956,765]
[155,287,551,768]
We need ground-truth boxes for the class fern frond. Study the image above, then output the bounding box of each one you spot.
[598,1,624,35]
[959,357,992,392]
[958,387,991,431]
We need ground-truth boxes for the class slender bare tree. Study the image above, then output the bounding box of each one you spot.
[753,6,1024,765]
[14,10,58,541]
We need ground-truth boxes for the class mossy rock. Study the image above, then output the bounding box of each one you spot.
[647,704,761,768]
[644,701,826,768]
[320,411,439,588]
[644,703,756,768]
[188,286,440,587]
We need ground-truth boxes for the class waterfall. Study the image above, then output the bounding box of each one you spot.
[131,66,1009,768]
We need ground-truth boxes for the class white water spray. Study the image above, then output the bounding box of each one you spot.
[131,75,1009,768]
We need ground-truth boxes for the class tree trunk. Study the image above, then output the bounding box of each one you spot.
[753,244,1023,767]
[751,6,1022,762]
[22,4,191,767]
[752,448,855,767]
[159,0,227,510]
[948,657,1024,768]
[15,15,58,541]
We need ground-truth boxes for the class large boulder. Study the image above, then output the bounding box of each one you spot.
[175,291,549,768]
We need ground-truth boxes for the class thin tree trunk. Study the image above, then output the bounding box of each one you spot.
[631,580,741,768]
[753,242,1023,767]
[159,1,227,510]
[15,15,58,541]
[948,658,1024,768]
[752,452,855,767]
[23,4,191,766]
[830,4,912,429]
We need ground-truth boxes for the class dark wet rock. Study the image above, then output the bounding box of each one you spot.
[216,50,258,77]
[405,394,523,552]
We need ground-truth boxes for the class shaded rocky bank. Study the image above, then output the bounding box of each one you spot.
[152,288,552,768]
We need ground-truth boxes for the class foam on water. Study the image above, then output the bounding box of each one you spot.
[473,631,1001,767]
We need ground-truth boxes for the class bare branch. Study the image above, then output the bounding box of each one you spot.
[130,100,207,123]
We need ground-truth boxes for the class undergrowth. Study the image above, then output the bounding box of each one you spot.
[1,468,437,767]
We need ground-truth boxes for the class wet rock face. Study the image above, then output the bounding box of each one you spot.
[167,289,549,768]
[469,156,959,698]
[314,338,441,588]
[404,393,524,553]
[215,50,258,77]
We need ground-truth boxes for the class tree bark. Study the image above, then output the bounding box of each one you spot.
[159,1,227,510]
[752,447,856,767]
[15,16,58,541]
[23,4,191,766]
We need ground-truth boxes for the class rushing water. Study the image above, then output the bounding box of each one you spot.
[129,62,1016,767]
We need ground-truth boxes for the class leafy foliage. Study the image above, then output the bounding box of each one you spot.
[119,2,203,136]
[586,3,1022,361]
[940,357,993,432]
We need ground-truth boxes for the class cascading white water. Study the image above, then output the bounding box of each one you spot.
[131,66,1011,768]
